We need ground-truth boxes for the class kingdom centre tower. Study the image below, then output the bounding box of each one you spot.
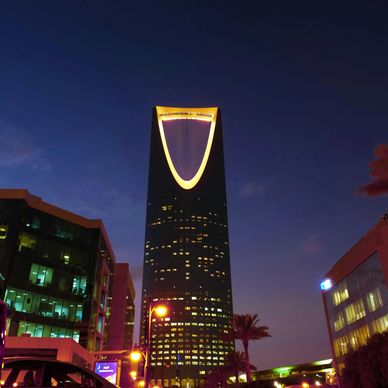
[140,106,234,387]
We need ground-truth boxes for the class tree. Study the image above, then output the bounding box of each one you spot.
[227,314,271,383]
[203,365,229,388]
[342,331,388,388]
[204,351,255,388]
[224,351,256,387]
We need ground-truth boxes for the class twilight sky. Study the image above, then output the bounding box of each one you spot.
[1,1,387,370]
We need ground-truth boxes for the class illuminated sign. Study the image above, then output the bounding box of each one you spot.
[95,362,118,385]
[156,106,218,190]
[320,279,332,291]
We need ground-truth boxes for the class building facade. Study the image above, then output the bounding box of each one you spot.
[0,189,116,353]
[106,262,135,351]
[140,107,234,387]
[321,215,388,375]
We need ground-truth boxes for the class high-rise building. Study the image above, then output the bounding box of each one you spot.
[140,106,234,387]
[0,189,121,353]
[321,215,388,377]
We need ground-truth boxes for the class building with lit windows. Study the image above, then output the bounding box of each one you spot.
[0,189,116,353]
[140,107,234,387]
[321,215,388,375]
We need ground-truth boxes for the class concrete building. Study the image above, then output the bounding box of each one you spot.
[321,215,388,375]
[106,262,135,351]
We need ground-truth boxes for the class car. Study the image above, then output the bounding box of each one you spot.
[1,358,117,388]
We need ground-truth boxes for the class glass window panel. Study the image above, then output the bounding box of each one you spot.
[43,326,51,337]
[22,292,33,313]
[69,304,76,321]
[35,324,44,337]
[76,304,83,321]
[331,282,349,306]
[18,232,37,251]
[97,315,104,333]
[15,290,25,311]
[29,263,39,285]
[73,331,80,343]
[344,299,366,324]
[0,224,8,239]
[80,277,87,294]
[366,287,383,312]
[4,288,16,308]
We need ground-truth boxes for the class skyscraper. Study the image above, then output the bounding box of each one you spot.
[140,107,234,387]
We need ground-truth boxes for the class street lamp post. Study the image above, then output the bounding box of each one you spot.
[131,303,168,388]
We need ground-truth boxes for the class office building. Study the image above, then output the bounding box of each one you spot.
[321,215,388,375]
[106,262,136,351]
[0,189,116,353]
[140,107,234,387]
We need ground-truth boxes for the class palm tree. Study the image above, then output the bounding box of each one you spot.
[224,351,255,387]
[228,314,271,383]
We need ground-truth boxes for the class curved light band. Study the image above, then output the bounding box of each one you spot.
[156,106,218,190]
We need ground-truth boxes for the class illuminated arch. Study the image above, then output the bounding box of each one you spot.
[156,106,218,190]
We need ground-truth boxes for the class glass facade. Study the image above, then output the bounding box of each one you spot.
[141,107,234,387]
[323,252,388,371]
[0,192,115,352]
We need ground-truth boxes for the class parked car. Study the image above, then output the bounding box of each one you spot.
[1,358,117,388]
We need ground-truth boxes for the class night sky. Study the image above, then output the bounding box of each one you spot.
[1,1,387,370]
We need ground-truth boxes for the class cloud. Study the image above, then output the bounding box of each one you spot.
[301,235,322,255]
[359,144,388,196]
[0,123,51,171]
[238,181,264,198]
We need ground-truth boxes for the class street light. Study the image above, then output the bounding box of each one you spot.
[130,303,168,388]
[145,302,168,388]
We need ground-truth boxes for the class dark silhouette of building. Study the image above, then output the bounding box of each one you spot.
[0,189,135,355]
[140,107,234,387]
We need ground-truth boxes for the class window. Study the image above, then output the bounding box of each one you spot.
[100,292,106,310]
[371,314,388,333]
[72,275,87,295]
[97,315,104,334]
[333,312,346,332]
[366,287,383,312]
[29,263,53,287]
[344,299,366,324]
[45,363,97,387]
[18,232,37,251]
[331,282,349,306]
[0,224,8,239]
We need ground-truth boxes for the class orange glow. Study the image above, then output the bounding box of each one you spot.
[129,371,137,379]
[138,381,145,387]
[156,106,218,190]
[130,350,142,362]
[154,305,168,317]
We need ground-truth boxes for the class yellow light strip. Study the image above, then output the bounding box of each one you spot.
[156,106,218,190]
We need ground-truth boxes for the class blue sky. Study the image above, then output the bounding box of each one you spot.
[1,1,387,369]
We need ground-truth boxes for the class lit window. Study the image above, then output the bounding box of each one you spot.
[0,224,8,239]
[344,299,366,324]
[18,232,37,251]
[366,288,383,312]
[331,282,349,306]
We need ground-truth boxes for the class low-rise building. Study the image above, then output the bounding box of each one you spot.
[321,215,388,375]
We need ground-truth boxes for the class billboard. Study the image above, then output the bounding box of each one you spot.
[95,362,118,385]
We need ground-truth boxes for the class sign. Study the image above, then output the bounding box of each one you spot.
[95,362,118,385]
